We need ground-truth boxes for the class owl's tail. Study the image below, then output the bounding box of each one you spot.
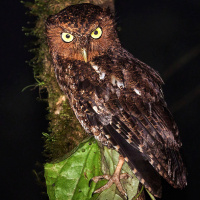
[166,148,187,189]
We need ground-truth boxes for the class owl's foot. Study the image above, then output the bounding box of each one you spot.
[90,155,130,199]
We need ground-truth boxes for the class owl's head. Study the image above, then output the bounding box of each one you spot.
[46,3,120,63]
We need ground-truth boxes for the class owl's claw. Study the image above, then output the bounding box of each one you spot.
[89,179,92,187]
[90,155,130,199]
[89,174,111,187]
[125,193,129,200]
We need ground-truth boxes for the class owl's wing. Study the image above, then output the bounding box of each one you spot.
[81,56,186,197]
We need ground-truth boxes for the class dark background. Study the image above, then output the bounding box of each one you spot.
[0,0,199,199]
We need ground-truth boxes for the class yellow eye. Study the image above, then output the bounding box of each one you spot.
[91,27,102,39]
[61,33,74,43]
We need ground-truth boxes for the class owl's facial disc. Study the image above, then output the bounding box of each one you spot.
[46,3,120,63]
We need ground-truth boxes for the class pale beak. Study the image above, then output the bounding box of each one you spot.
[81,48,87,63]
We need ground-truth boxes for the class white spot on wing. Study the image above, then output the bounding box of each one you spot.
[134,88,141,95]
[111,75,124,88]
[92,65,99,71]
[93,106,98,113]
[117,80,124,88]
[92,65,106,80]
[99,72,105,80]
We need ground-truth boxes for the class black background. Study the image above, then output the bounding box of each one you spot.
[0,0,200,199]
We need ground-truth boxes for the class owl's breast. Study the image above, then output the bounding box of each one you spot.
[56,59,109,93]
[55,59,114,139]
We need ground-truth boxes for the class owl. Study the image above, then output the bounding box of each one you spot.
[45,3,187,198]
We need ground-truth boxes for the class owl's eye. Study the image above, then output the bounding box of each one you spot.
[91,27,102,39]
[61,33,74,43]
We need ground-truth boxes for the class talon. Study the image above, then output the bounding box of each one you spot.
[125,193,128,200]
[92,191,96,197]
[89,179,93,187]
[90,155,129,199]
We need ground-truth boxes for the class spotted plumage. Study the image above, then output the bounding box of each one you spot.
[46,3,187,198]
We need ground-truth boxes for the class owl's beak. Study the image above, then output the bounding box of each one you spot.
[81,48,87,63]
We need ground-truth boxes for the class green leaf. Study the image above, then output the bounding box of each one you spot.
[44,138,141,200]
[97,147,140,200]
[44,137,103,200]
